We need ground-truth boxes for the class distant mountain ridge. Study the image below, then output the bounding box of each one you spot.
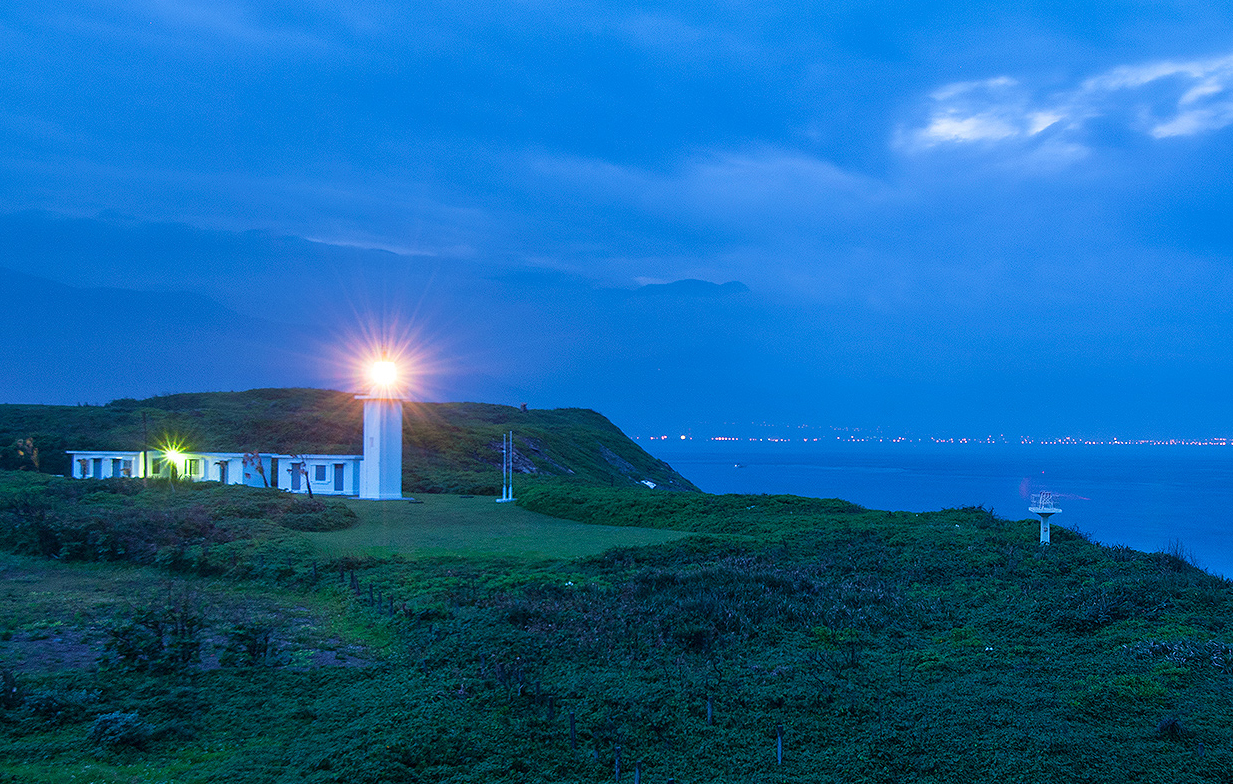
[631,279,750,297]
[0,388,699,495]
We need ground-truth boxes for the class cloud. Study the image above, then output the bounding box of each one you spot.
[528,146,883,228]
[905,49,1233,154]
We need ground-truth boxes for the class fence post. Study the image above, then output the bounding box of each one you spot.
[614,744,621,782]
[707,696,713,725]
[634,759,641,784]
[776,723,783,765]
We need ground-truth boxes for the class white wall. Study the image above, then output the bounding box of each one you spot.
[66,450,363,496]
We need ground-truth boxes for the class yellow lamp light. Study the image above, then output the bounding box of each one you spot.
[370,359,398,390]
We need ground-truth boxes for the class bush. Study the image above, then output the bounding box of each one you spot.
[89,711,152,751]
[219,623,279,667]
[103,587,206,672]
[0,668,21,709]
[1156,716,1190,741]
[278,504,356,532]
[22,687,96,727]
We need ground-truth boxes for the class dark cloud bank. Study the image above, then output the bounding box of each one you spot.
[4,210,1232,441]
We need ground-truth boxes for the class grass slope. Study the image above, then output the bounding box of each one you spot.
[311,496,692,559]
[0,388,698,494]
[3,473,1233,783]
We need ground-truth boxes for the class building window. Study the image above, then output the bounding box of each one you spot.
[186,458,201,476]
[314,465,327,482]
[121,459,133,477]
[151,457,164,475]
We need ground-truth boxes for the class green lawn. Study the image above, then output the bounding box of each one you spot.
[305,494,694,558]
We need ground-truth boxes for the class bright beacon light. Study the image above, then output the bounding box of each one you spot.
[370,359,398,390]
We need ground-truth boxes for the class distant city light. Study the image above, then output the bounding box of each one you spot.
[641,431,1233,446]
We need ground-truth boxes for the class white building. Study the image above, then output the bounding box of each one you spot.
[66,449,364,496]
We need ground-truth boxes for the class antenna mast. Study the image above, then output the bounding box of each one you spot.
[497,430,516,503]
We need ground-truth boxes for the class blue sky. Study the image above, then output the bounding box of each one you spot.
[3,1,1233,439]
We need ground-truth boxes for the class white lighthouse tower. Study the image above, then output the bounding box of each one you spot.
[357,357,405,500]
[1029,491,1061,545]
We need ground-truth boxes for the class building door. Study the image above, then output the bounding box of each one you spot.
[334,463,344,492]
[112,458,122,477]
[92,458,102,478]
[291,462,302,491]
[270,457,279,488]
[218,461,228,484]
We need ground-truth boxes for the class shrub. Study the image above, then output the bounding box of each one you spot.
[22,687,96,727]
[219,623,279,667]
[0,668,21,709]
[1156,716,1190,741]
[278,504,356,532]
[89,711,152,751]
[103,587,206,672]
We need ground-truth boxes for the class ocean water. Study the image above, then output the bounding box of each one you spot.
[645,444,1233,578]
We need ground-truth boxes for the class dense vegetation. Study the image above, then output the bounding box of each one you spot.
[0,471,356,569]
[518,481,867,535]
[3,469,1232,782]
[0,389,697,494]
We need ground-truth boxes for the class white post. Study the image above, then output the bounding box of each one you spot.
[1029,492,1060,545]
[357,395,404,500]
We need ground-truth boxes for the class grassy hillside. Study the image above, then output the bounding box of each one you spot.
[0,388,698,494]
[3,472,1233,782]
[317,496,692,559]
